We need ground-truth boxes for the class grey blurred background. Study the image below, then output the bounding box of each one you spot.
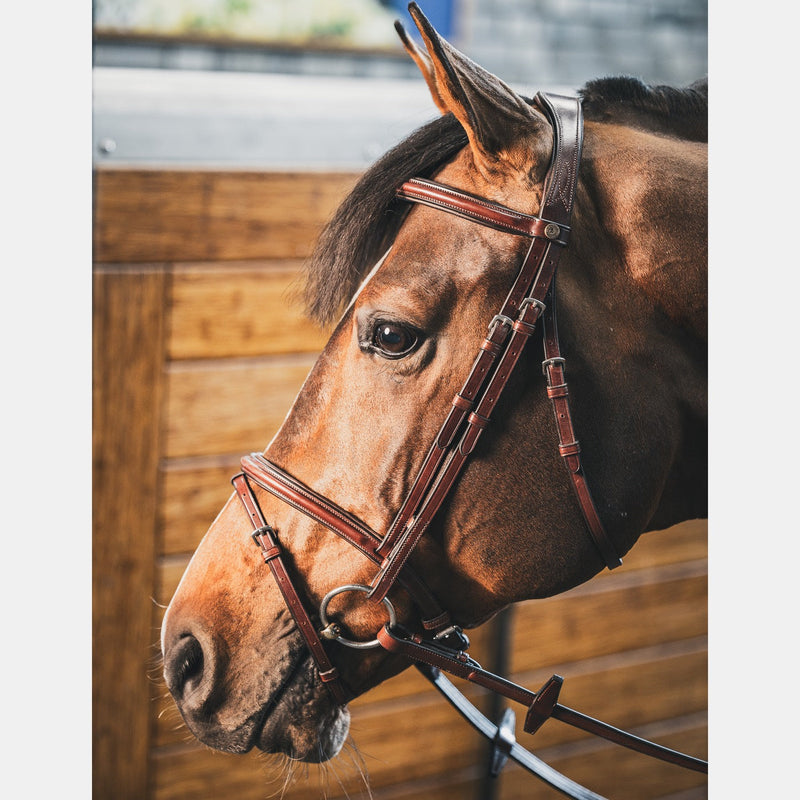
[92,0,707,169]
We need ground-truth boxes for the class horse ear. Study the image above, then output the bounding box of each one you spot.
[394,19,449,114]
[401,2,552,181]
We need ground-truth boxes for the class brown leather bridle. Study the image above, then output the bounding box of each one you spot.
[229,93,707,798]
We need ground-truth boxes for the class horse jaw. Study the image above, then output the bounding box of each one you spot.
[161,496,352,761]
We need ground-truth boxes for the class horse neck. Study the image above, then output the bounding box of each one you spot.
[561,122,708,531]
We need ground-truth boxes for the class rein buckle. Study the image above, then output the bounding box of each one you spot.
[432,624,471,651]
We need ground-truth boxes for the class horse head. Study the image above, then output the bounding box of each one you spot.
[161,3,707,764]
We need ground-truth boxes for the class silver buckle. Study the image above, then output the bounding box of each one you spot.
[541,356,565,376]
[489,314,514,332]
[519,297,546,316]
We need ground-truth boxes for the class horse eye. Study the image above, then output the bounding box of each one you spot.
[372,322,418,357]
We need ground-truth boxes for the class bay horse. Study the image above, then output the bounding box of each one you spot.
[161,3,706,793]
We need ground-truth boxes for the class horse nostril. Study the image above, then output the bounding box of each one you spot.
[165,634,205,700]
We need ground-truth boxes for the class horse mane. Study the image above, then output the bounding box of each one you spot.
[579,76,708,142]
[303,76,707,326]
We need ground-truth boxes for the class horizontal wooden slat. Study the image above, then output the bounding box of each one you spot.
[164,355,315,458]
[509,562,707,672]
[94,168,359,262]
[611,519,707,570]
[168,261,331,360]
[157,457,241,555]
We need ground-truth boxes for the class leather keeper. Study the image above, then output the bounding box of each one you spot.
[460,424,481,456]
[512,318,537,336]
[318,667,340,683]
[524,674,564,735]
[468,411,491,429]
[558,441,581,457]
[480,338,504,355]
[451,393,473,412]
[546,383,569,399]
[259,544,282,562]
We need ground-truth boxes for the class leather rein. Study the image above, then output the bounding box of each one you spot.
[229,92,707,797]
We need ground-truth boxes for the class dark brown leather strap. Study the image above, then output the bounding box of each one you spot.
[541,283,622,569]
[397,178,571,244]
[534,92,583,226]
[377,625,707,774]
[231,473,348,705]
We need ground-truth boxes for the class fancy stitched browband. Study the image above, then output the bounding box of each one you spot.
[230,92,707,798]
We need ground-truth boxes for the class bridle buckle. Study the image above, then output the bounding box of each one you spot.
[432,624,471,651]
[541,356,565,376]
[251,525,276,546]
[489,313,514,332]
[520,297,546,315]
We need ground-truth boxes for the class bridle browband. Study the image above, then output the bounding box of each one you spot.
[229,92,707,797]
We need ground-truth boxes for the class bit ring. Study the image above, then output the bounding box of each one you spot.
[319,584,397,649]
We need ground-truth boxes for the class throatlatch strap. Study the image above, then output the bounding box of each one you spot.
[541,283,621,569]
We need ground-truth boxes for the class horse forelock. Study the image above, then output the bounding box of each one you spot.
[303,76,707,326]
[302,113,468,326]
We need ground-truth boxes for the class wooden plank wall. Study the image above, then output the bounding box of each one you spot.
[93,167,707,800]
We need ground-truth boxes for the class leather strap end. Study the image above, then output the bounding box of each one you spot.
[421,611,452,631]
[437,405,466,449]
[367,560,395,603]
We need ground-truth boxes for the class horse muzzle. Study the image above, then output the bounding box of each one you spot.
[162,604,349,759]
